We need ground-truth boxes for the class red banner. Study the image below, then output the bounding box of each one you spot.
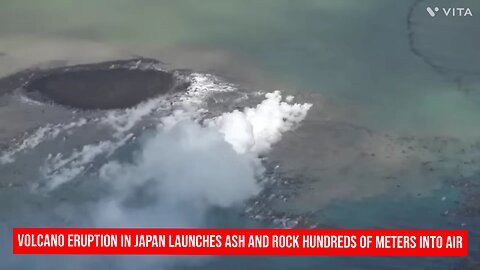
[12,228,468,256]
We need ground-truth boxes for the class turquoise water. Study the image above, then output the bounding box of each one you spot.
[1,0,479,269]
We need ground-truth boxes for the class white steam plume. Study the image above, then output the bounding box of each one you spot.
[95,121,262,227]
[3,71,312,269]
[92,90,312,229]
[208,91,312,154]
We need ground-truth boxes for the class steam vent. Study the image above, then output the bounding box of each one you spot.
[23,59,189,110]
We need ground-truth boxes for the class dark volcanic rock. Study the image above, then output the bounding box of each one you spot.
[6,58,190,110]
[26,69,175,109]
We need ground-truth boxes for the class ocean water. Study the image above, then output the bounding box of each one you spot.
[0,0,479,269]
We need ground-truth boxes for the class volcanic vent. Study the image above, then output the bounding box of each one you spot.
[24,59,189,110]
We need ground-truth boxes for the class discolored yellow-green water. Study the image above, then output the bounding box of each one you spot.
[1,0,480,138]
